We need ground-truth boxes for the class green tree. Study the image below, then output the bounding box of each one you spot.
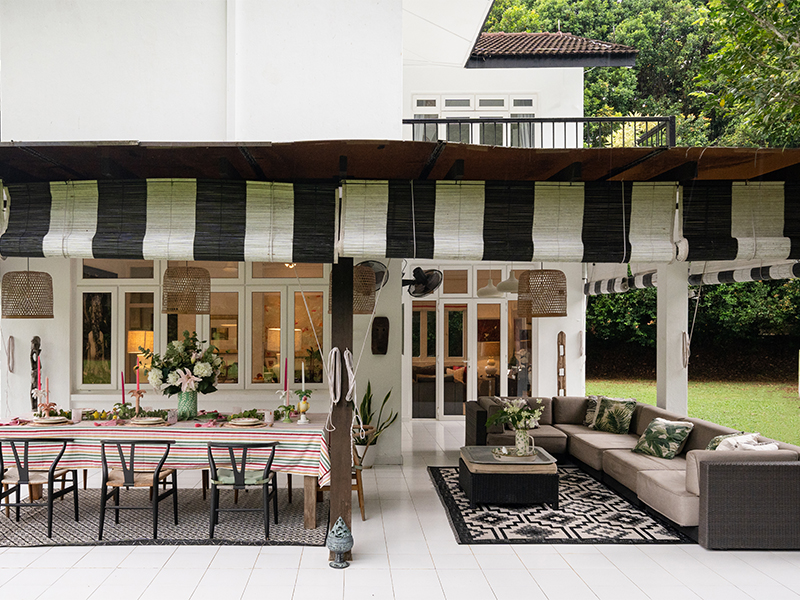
[695,0,800,147]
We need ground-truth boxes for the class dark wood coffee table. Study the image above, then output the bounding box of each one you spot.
[459,446,559,509]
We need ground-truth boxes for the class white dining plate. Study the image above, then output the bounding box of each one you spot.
[33,416,69,424]
[129,417,165,425]
[229,418,263,426]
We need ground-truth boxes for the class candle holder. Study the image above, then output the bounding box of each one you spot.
[128,389,147,416]
[294,389,312,424]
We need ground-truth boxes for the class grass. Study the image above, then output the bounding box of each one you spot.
[586,379,800,446]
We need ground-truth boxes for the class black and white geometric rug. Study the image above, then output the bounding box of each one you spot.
[0,488,328,548]
[429,465,692,545]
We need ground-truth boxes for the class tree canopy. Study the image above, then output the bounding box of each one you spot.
[484,0,800,147]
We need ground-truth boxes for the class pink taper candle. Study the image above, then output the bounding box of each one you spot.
[37,356,41,390]
[136,364,140,391]
[121,371,126,405]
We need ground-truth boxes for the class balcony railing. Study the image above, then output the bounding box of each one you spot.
[402,116,676,149]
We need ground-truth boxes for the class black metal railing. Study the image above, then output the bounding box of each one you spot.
[402,116,676,149]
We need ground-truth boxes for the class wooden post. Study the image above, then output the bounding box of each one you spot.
[329,257,354,561]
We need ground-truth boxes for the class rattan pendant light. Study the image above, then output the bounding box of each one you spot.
[327,264,377,315]
[162,265,211,314]
[518,269,567,318]
[1,260,54,319]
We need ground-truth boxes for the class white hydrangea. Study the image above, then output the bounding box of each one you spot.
[213,356,223,367]
[193,362,213,378]
[166,370,181,386]
[148,368,163,388]
[171,340,183,349]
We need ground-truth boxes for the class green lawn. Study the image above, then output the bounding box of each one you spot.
[586,379,800,446]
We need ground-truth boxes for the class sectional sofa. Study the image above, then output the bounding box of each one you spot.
[466,395,800,550]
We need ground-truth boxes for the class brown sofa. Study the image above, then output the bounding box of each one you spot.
[465,395,800,550]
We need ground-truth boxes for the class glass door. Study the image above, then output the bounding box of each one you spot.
[508,299,532,397]
[411,301,437,418]
[442,303,468,416]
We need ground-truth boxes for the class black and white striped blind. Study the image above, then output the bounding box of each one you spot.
[0,179,337,263]
[341,180,678,263]
[584,272,657,296]
[682,181,800,262]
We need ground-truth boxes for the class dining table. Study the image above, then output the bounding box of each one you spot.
[0,413,331,529]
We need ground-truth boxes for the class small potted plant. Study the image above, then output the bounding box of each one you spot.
[353,381,397,468]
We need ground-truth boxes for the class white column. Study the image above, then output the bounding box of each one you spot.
[656,261,689,415]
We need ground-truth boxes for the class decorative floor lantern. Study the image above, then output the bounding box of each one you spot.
[1,264,54,319]
[162,265,211,314]
[518,269,567,318]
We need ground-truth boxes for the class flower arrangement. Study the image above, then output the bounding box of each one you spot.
[485,398,543,431]
[141,330,221,396]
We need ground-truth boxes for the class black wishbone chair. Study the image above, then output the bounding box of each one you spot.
[207,441,278,540]
[0,438,79,538]
[99,439,177,540]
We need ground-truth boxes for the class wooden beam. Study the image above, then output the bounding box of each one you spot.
[329,257,354,561]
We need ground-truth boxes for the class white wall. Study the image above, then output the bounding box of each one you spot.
[0,258,72,420]
[352,260,403,465]
[0,0,403,142]
[530,262,586,398]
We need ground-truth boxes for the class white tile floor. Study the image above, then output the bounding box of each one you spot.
[2,420,799,599]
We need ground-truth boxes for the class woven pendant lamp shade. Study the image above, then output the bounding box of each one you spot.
[328,265,377,315]
[1,271,54,319]
[518,270,567,318]
[353,264,376,314]
[162,266,211,314]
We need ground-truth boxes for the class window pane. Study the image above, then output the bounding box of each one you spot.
[447,309,464,357]
[211,292,239,383]
[416,99,436,107]
[511,113,535,148]
[478,303,501,397]
[83,259,154,279]
[445,99,470,108]
[295,292,324,384]
[125,292,154,385]
[83,292,112,384]
[426,310,437,357]
[513,99,534,107]
[480,122,503,145]
[411,310,421,357]
[412,114,438,142]
[252,292,282,384]
[446,122,470,143]
[167,314,197,344]
[252,263,324,278]
[168,260,238,278]
[479,98,504,107]
[442,269,468,294]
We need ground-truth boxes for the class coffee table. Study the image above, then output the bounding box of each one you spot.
[459,446,559,509]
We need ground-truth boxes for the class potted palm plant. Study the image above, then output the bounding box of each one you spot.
[353,381,397,468]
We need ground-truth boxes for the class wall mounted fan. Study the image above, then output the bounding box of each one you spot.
[402,267,443,298]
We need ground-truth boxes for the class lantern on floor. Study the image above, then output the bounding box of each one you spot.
[162,266,211,314]
[518,269,567,318]
[2,264,54,319]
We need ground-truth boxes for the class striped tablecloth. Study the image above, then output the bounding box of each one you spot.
[0,418,331,487]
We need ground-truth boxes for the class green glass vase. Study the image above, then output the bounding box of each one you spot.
[177,390,198,420]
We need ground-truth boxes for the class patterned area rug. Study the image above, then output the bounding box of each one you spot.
[0,488,328,548]
[429,465,692,545]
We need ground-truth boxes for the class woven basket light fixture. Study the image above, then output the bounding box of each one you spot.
[162,266,211,314]
[1,270,54,319]
[518,269,567,318]
[327,264,377,315]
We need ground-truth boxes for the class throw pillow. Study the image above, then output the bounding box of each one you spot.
[632,418,694,459]
[739,441,780,451]
[715,432,761,451]
[706,432,743,451]
[591,397,637,434]
[582,395,600,427]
